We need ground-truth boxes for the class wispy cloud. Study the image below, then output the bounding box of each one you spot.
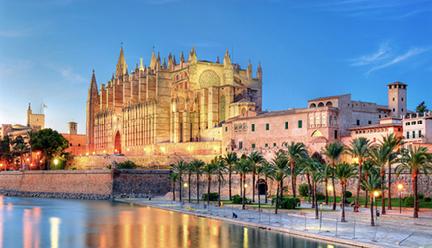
[350,42,391,66]
[0,29,30,38]
[57,66,85,83]
[367,47,430,74]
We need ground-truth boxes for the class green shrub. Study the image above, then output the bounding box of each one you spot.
[114,160,137,169]
[316,192,325,201]
[344,191,353,198]
[299,183,310,197]
[404,196,415,207]
[424,197,431,202]
[418,193,425,200]
[202,192,219,201]
[271,197,300,209]
[231,194,251,204]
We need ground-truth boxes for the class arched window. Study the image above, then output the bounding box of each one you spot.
[318,102,324,107]
[326,101,333,107]
[309,103,317,108]
[311,130,323,137]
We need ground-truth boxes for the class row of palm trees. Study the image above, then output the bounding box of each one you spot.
[170,134,432,224]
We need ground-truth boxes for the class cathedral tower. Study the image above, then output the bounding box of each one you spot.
[388,82,407,117]
[86,70,99,152]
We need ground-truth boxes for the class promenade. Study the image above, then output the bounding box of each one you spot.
[116,198,432,248]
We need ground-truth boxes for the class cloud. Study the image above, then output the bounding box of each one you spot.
[0,29,30,38]
[366,47,430,75]
[350,42,391,66]
[57,66,85,83]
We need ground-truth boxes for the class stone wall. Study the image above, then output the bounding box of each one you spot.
[0,169,171,200]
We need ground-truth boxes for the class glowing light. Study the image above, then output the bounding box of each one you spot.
[327,185,334,191]
[352,157,359,164]
[103,150,106,154]
[373,190,380,197]
[50,217,61,248]
[160,147,166,153]
[244,184,248,188]
[85,152,89,156]
[183,183,188,188]
[92,151,95,155]
[0,163,3,168]
[26,158,30,162]
[53,159,59,166]
[397,183,404,191]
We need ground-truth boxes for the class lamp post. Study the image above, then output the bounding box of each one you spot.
[373,190,380,218]
[397,183,404,214]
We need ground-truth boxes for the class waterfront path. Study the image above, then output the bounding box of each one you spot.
[115,198,432,248]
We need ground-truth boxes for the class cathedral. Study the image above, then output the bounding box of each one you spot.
[86,47,263,162]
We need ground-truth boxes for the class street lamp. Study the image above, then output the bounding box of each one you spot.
[53,158,59,166]
[397,183,404,214]
[373,190,380,217]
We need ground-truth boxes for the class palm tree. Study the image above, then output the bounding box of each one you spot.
[235,156,253,210]
[269,150,289,214]
[347,137,371,212]
[335,163,357,222]
[186,161,194,203]
[361,173,381,226]
[259,160,273,204]
[190,159,205,203]
[303,156,325,219]
[368,145,391,214]
[361,160,379,208]
[286,142,308,198]
[202,161,218,206]
[224,152,238,201]
[381,134,403,210]
[323,142,345,210]
[169,172,179,201]
[171,160,188,202]
[11,135,29,169]
[248,151,264,202]
[214,157,227,206]
[396,146,432,218]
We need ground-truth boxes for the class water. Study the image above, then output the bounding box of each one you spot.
[0,196,342,248]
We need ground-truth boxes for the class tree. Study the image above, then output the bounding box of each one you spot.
[235,156,253,210]
[171,160,188,202]
[224,152,238,201]
[258,160,273,204]
[202,161,218,206]
[381,133,403,210]
[368,145,391,214]
[416,101,428,114]
[347,137,371,212]
[186,161,194,203]
[361,173,381,226]
[323,142,345,210]
[30,129,68,170]
[269,150,289,214]
[213,157,227,207]
[335,162,357,222]
[396,146,432,218]
[169,172,179,201]
[0,136,12,167]
[286,142,308,198]
[361,160,378,208]
[190,159,205,203]
[11,135,30,169]
[303,155,325,219]
[248,151,264,202]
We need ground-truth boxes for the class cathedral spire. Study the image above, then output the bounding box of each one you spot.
[116,46,128,77]
[90,69,98,91]
[247,60,252,79]
[139,57,145,71]
[150,50,157,69]
[223,49,231,66]
[256,62,262,80]
[180,52,185,64]
[188,47,197,63]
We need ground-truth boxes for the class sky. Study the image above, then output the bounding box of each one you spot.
[0,0,431,134]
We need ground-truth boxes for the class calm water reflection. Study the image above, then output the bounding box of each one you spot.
[0,196,342,248]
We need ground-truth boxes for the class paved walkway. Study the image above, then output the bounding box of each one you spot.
[116,198,432,248]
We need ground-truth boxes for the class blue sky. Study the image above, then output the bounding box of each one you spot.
[0,0,431,134]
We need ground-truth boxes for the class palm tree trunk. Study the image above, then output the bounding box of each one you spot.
[179,175,183,202]
[381,168,386,215]
[413,172,419,218]
[341,184,346,222]
[355,161,363,212]
[207,174,211,206]
[242,174,246,210]
[252,168,256,202]
[265,175,268,204]
[275,184,280,214]
[311,180,316,209]
[279,180,283,199]
[306,173,312,203]
[387,162,392,210]
[239,173,243,197]
[196,174,200,204]
[218,175,221,207]
[324,178,329,204]
[332,177,336,211]
[172,180,176,201]
[365,189,368,207]
[370,196,375,226]
[291,162,297,198]
[229,168,232,201]
[314,182,318,219]
[188,172,192,203]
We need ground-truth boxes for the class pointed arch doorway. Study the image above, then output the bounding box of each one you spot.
[114,131,122,154]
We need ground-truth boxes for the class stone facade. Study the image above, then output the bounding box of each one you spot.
[86,47,262,163]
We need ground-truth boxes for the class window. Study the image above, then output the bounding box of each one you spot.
[265,143,268,148]
[379,115,381,118]
[393,97,395,101]
[406,122,410,126]
[356,120,360,126]
[285,121,289,129]
[265,123,270,131]
[401,97,404,102]
[239,141,243,149]
[251,123,255,132]
[334,130,338,139]
[418,120,423,124]
[411,121,416,125]
[298,120,303,128]
[368,120,372,125]
[412,131,416,139]
[225,127,228,132]
[393,108,395,112]
[273,143,277,147]
[406,132,410,139]
[401,108,404,112]
[251,143,256,149]
[419,130,422,137]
